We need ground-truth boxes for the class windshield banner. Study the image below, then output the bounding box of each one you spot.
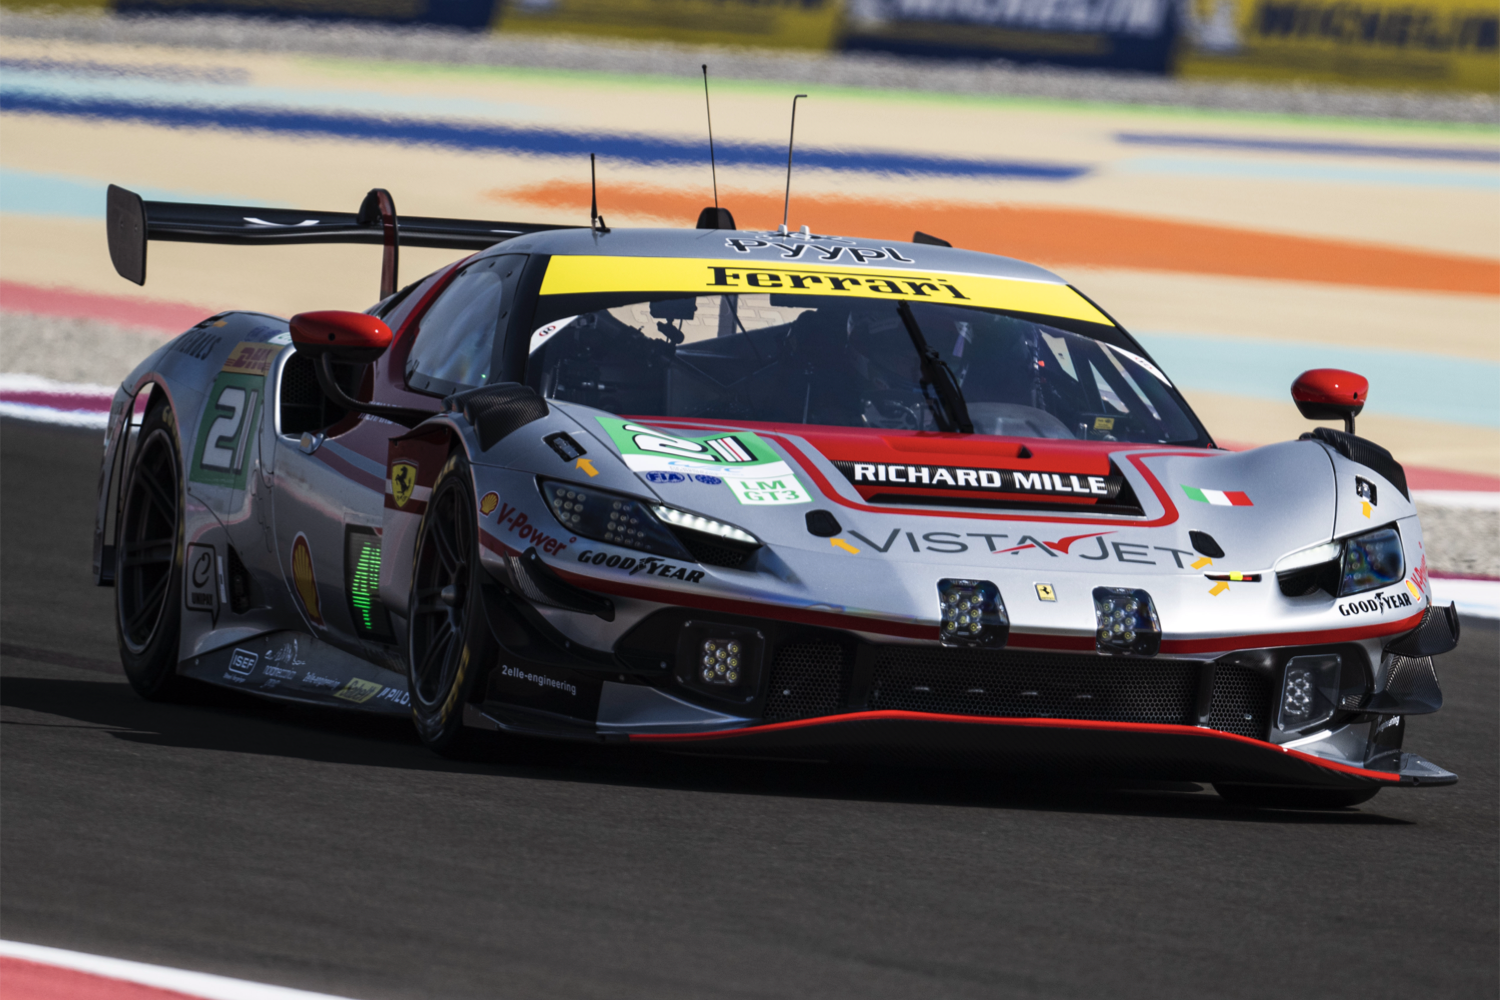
[541,256,1110,325]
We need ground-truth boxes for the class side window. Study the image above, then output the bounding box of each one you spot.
[405,254,524,394]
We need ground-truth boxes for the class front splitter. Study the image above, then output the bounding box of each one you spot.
[630,711,1457,788]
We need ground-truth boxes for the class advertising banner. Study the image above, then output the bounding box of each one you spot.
[112,0,499,29]
[839,0,1181,73]
[1178,0,1499,91]
[497,0,845,50]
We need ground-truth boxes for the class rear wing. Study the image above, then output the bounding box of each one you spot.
[107,184,577,298]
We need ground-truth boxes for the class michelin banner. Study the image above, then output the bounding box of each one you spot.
[1178,0,1500,90]
[840,0,1180,72]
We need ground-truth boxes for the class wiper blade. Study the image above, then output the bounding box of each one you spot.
[896,300,974,434]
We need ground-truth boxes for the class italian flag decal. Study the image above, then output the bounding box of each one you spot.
[1182,485,1253,506]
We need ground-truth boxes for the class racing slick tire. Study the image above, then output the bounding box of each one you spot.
[115,400,191,700]
[407,451,497,757]
[1213,783,1381,810]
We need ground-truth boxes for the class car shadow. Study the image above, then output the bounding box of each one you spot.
[1,666,1411,826]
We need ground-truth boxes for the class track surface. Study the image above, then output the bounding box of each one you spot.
[2,418,1497,999]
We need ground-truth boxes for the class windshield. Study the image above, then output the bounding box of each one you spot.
[524,292,1207,445]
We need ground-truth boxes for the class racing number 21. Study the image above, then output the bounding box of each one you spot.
[190,373,263,489]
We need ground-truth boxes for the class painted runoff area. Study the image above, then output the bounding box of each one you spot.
[0,940,357,1000]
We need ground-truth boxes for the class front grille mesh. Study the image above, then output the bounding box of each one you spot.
[1207,664,1271,739]
[764,642,849,722]
[676,533,752,569]
[869,647,1197,725]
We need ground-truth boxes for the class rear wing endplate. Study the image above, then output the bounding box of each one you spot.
[107,184,575,298]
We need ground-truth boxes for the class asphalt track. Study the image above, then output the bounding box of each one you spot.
[2,417,1497,1000]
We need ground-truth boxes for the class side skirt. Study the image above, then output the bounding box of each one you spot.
[179,630,410,715]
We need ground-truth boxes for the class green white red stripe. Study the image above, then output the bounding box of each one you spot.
[1182,485,1253,507]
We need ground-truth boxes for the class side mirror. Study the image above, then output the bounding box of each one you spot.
[288,310,430,426]
[1292,368,1367,435]
[290,310,392,363]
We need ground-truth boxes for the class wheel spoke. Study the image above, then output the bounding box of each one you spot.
[431,515,462,577]
[125,573,169,635]
[121,539,174,567]
[416,626,454,688]
[411,601,446,618]
[137,464,178,521]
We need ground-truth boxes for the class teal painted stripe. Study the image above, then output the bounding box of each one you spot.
[0,168,271,218]
[1135,332,1500,429]
[1116,156,1500,190]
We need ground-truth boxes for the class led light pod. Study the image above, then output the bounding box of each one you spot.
[1277,654,1341,732]
[674,621,766,704]
[1092,587,1161,656]
[936,579,1008,648]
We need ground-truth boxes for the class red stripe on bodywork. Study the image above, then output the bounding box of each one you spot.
[627,709,1403,782]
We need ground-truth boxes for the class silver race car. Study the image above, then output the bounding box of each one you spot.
[93,185,1458,808]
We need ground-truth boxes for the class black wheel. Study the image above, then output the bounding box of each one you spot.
[115,401,188,699]
[407,452,496,756]
[1213,783,1382,809]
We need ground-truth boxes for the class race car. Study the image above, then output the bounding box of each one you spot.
[93,184,1459,809]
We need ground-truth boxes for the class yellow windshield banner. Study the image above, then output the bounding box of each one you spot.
[539,256,1111,325]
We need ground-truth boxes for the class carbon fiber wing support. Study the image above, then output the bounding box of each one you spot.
[106,184,576,297]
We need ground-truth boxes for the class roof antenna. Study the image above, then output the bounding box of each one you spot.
[702,65,719,212]
[590,153,609,234]
[781,94,807,236]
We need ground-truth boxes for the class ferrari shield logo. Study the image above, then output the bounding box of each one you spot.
[390,460,418,509]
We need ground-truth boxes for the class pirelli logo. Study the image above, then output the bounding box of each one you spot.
[834,461,1122,500]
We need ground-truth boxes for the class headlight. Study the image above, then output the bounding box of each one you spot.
[1339,526,1403,597]
[541,480,688,559]
[1275,528,1404,598]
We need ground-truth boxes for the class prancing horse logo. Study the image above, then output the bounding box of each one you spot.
[390,460,417,509]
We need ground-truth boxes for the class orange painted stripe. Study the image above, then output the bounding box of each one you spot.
[498,183,1499,297]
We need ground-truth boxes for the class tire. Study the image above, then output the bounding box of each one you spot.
[407,451,496,757]
[115,401,189,699]
[1213,783,1382,810]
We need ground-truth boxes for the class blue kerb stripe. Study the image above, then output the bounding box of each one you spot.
[0,92,1090,180]
[1116,132,1500,164]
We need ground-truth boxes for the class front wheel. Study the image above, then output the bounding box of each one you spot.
[1213,783,1381,810]
[407,452,496,757]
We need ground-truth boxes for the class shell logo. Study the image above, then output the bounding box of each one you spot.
[479,491,499,516]
[291,532,323,626]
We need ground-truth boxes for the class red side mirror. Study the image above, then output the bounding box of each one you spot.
[1292,368,1367,434]
[290,310,392,363]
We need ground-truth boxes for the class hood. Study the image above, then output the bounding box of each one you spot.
[564,409,1340,574]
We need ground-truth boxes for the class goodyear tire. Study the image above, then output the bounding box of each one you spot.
[407,451,495,756]
[115,400,189,699]
[1213,784,1381,810]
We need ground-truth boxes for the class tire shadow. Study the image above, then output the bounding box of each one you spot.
[1,663,1410,826]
